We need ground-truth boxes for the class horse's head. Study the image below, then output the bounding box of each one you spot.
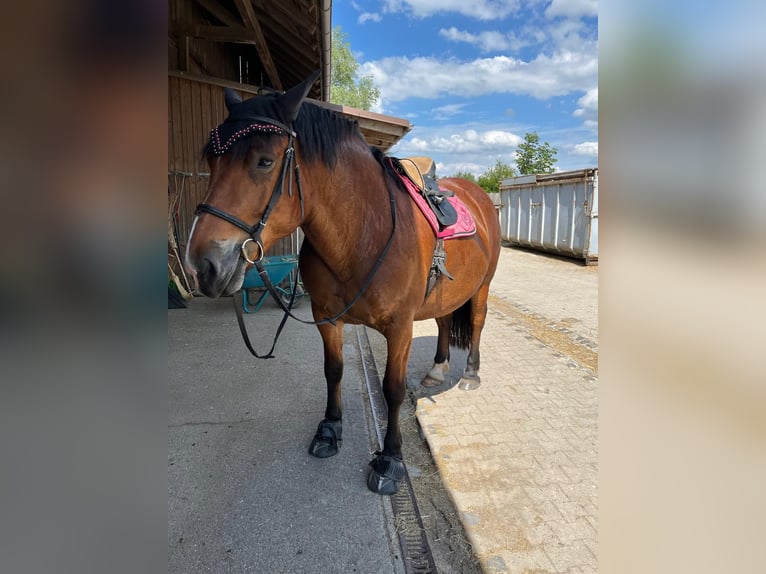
[185,71,319,297]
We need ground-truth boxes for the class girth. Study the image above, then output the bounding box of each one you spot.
[425,238,454,299]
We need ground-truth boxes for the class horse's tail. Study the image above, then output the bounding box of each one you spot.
[449,300,473,350]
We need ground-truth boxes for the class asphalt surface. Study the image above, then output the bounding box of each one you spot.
[168,295,406,574]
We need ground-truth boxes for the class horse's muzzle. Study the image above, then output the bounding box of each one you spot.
[186,243,246,298]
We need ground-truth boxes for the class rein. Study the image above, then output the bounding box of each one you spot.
[195,118,398,359]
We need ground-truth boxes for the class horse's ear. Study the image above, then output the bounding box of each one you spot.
[278,70,321,123]
[224,88,243,112]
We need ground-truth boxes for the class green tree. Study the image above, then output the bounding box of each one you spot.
[330,26,380,110]
[450,170,477,183]
[515,132,558,175]
[477,159,516,194]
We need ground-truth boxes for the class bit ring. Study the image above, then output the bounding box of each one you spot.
[241,238,264,264]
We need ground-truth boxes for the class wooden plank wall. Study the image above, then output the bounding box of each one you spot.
[168,74,294,257]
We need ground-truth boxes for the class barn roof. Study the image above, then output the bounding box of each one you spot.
[169,0,411,151]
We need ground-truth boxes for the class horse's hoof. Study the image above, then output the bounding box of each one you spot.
[420,375,443,388]
[457,375,481,391]
[308,419,342,458]
[421,361,449,387]
[366,452,406,495]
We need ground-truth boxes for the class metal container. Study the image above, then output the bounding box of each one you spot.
[498,168,598,264]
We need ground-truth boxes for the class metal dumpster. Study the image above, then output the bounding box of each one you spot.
[498,168,598,264]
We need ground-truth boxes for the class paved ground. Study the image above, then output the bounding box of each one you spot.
[168,297,406,574]
[408,246,598,573]
[169,244,598,573]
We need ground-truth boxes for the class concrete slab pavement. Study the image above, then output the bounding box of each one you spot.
[168,296,405,574]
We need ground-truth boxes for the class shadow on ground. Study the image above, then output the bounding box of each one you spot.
[365,328,482,574]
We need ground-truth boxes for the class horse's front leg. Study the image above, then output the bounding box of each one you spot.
[367,323,412,495]
[308,320,345,458]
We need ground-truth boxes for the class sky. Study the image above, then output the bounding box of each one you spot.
[332,0,598,177]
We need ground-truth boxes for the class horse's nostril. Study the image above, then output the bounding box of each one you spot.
[199,257,218,282]
[195,256,226,298]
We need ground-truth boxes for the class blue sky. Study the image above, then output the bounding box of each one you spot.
[332,0,598,177]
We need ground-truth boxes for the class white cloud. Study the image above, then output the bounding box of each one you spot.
[392,126,521,179]
[396,128,523,155]
[389,122,597,178]
[436,161,487,178]
[432,103,468,120]
[572,141,598,156]
[360,49,598,102]
[545,0,598,19]
[574,87,598,117]
[383,0,521,20]
[481,130,524,147]
[358,12,382,24]
[573,87,598,131]
[438,27,530,53]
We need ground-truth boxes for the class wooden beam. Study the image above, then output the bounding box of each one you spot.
[187,24,257,44]
[168,71,264,94]
[193,0,242,28]
[180,36,191,72]
[356,118,412,138]
[232,0,282,90]
[310,99,413,130]
[253,0,318,46]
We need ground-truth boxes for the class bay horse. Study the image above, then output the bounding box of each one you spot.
[185,72,501,495]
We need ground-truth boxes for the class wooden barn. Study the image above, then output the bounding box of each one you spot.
[168,0,412,295]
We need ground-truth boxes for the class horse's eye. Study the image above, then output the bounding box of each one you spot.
[258,158,274,168]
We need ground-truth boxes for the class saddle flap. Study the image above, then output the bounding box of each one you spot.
[427,194,458,227]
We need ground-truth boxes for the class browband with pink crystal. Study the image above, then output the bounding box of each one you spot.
[208,114,296,156]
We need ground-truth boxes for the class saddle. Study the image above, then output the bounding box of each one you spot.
[389,156,479,299]
[395,157,458,228]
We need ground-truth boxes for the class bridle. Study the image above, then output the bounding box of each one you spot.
[194,115,397,359]
[196,115,302,267]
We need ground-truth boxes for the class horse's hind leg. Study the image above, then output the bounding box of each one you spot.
[458,283,490,391]
[421,315,451,387]
[367,322,412,495]
[308,320,345,458]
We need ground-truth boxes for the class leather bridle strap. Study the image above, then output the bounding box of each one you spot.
[194,126,299,359]
[232,288,293,359]
[194,203,258,236]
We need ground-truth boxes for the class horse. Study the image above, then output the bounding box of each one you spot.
[185,72,501,495]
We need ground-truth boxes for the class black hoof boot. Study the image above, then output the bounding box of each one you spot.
[366,452,405,495]
[308,419,343,458]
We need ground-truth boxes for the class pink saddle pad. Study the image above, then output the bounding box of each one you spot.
[395,169,477,239]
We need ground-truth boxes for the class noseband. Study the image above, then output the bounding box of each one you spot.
[195,115,303,266]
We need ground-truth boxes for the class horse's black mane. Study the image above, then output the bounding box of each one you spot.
[295,102,366,167]
[203,96,368,169]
